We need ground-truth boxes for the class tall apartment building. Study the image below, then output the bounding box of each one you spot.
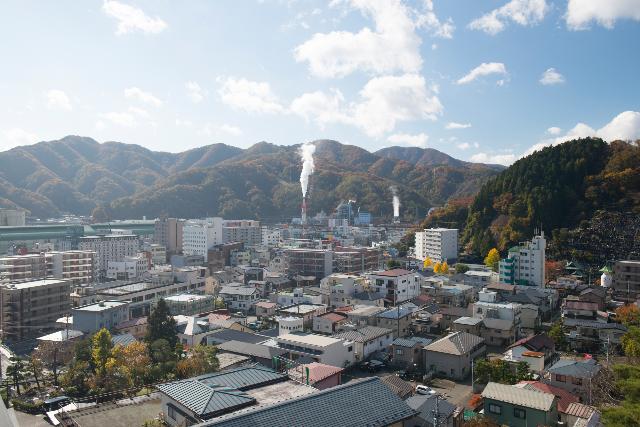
[182,218,224,262]
[613,260,640,302]
[499,233,546,287]
[333,247,381,274]
[78,234,139,279]
[222,220,261,246]
[0,251,96,285]
[0,279,71,341]
[366,269,421,305]
[414,228,459,262]
[284,248,334,279]
[154,218,184,255]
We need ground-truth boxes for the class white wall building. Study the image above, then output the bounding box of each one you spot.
[414,228,458,262]
[106,253,149,281]
[78,234,139,278]
[261,227,282,247]
[365,269,421,305]
[499,233,546,287]
[277,332,355,367]
[222,220,261,246]
[182,218,224,262]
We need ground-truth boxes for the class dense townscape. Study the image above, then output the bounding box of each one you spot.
[2,1,640,426]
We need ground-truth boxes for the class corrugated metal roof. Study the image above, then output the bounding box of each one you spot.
[564,402,597,419]
[482,382,555,411]
[333,326,392,343]
[196,377,416,427]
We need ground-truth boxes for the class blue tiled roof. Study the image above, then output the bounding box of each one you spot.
[196,377,416,427]
[208,329,269,345]
[376,307,413,319]
[156,380,255,418]
[195,366,288,390]
[547,358,601,379]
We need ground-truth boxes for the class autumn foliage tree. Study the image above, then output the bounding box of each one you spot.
[617,305,640,327]
[484,248,500,272]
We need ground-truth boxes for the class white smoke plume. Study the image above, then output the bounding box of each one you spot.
[390,186,400,218]
[299,142,315,197]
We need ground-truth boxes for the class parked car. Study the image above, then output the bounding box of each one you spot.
[368,359,385,372]
[415,385,436,395]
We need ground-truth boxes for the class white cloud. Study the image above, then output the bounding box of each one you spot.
[219,124,243,136]
[352,74,443,137]
[293,0,424,78]
[128,106,150,118]
[457,142,471,150]
[387,133,429,148]
[446,121,471,130]
[469,0,549,35]
[45,89,72,111]
[218,77,285,114]
[290,89,350,127]
[175,118,193,128]
[457,62,508,85]
[539,68,565,85]
[124,87,163,107]
[416,0,455,39]
[470,152,517,166]
[547,126,562,135]
[525,110,640,157]
[1,128,38,150]
[101,111,136,127]
[186,81,206,103]
[102,1,167,35]
[566,0,640,30]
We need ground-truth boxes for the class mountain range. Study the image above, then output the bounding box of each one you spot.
[0,136,504,221]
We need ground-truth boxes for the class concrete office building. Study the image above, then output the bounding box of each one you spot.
[613,260,640,302]
[154,218,184,255]
[414,228,459,263]
[79,234,139,279]
[106,253,150,281]
[0,209,25,226]
[223,220,261,246]
[499,233,546,287]
[0,279,71,341]
[284,248,333,279]
[72,300,130,333]
[182,218,224,262]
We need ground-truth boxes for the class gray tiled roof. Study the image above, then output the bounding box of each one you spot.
[216,341,287,362]
[219,286,257,296]
[482,382,555,411]
[333,326,392,343]
[392,337,433,348]
[208,329,267,345]
[547,358,601,379]
[156,380,255,417]
[482,318,514,331]
[563,318,627,331]
[376,307,413,319]
[196,377,416,427]
[424,332,484,356]
[195,365,289,390]
[406,394,457,421]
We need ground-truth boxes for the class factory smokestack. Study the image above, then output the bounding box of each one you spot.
[299,142,315,224]
[390,186,400,221]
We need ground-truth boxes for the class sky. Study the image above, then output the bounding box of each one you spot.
[0,0,639,165]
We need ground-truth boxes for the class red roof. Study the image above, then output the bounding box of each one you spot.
[374,269,412,277]
[518,381,578,413]
[508,333,554,352]
[289,362,344,384]
[318,312,348,323]
[256,301,277,309]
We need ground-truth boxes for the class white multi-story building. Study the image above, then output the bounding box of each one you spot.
[499,233,546,287]
[414,228,458,262]
[78,234,139,278]
[276,332,355,367]
[261,227,282,247]
[365,269,421,305]
[222,220,261,246]
[182,218,224,262]
[106,253,150,281]
[0,251,96,285]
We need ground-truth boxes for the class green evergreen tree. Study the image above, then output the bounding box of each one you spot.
[146,299,178,348]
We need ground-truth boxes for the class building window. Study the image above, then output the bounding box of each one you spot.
[168,405,178,420]
[488,404,502,415]
[556,374,566,383]
[514,408,526,419]
[572,377,583,385]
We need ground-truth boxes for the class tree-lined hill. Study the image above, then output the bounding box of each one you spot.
[0,136,501,220]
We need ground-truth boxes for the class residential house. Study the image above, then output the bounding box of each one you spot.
[115,316,147,339]
[195,377,416,427]
[562,300,600,320]
[218,284,260,313]
[345,305,386,327]
[72,300,130,334]
[564,317,627,352]
[333,326,393,361]
[423,332,486,380]
[375,307,413,338]
[577,286,607,311]
[503,334,556,372]
[561,402,601,427]
[312,312,349,334]
[380,375,415,399]
[405,394,461,427]
[287,362,343,390]
[366,269,421,305]
[544,358,602,403]
[276,332,355,367]
[254,301,277,319]
[389,337,432,370]
[276,303,327,328]
[481,382,558,427]
[439,306,470,330]
[516,380,578,415]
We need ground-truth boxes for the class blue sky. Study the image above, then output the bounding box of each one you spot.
[0,0,639,164]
